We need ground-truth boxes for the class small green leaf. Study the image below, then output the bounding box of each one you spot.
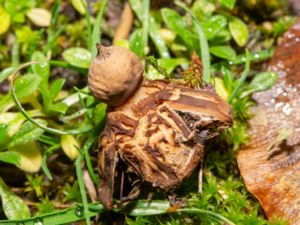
[0,7,10,35]
[175,1,211,84]
[202,15,227,40]
[10,142,42,173]
[210,28,232,45]
[92,103,107,129]
[0,151,20,166]
[61,135,80,160]
[49,102,68,114]
[210,45,236,60]
[191,0,216,20]
[50,79,65,100]
[26,8,51,27]
[32,51,50,85]
[129,29,144,57]
[63,47,92,69]
[159,58,189,74]
[129,0,142,15]
[240,72,278,98]
[221,66,234,93]
[4,2,25,23]
[130,0,170,58]
[273,16,296,37]
[0,66,17,83]
[145,57,189,80]
[0,176,30,219]
[219,0,236,9]
[0,113,18,124]
[15,26,41,50]
[230,49,275,64]
[229,17,249,47]
[149,17,170,58]
[5,110,44,137]
[50,0,61,27]
[12,13,25,23]
[71,0,86,15]
[146,56,169,78]
[0,74,41,112]
[126,200,170,216]
[214,77,229,100]
[13,74,41,100]
[161,8,198,52]
[31,52,50,109]
[7,120,47,148]
[0,123,8,144]
[146,66,165,80]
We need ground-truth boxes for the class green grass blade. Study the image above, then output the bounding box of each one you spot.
[0,203,101,225]
[50,0,61,27]
[130,0,170,58]
[91,0,109,58]
[141,0,150,57]
[175,1,211,84]
[49,60,88,74]
[80,0,92,51]
[76,153,91,225]
[82,135,98,185]
[41,144,60,180]
[11,41,19,66]
[228,49,250,103]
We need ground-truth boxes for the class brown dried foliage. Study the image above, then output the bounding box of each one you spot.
[237,18,300,224]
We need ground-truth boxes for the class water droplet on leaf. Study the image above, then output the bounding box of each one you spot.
[75,207,83,217]
[33,218,43,225]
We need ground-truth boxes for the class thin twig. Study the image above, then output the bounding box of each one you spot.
[83,170,97,202]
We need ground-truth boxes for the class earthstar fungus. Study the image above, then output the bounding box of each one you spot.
[88,45,232,209]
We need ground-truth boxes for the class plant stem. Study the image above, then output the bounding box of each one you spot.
[82,135,99,185]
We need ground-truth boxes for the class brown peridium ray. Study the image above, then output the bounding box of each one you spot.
[88,44,232,209]
[237,18,300,224]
